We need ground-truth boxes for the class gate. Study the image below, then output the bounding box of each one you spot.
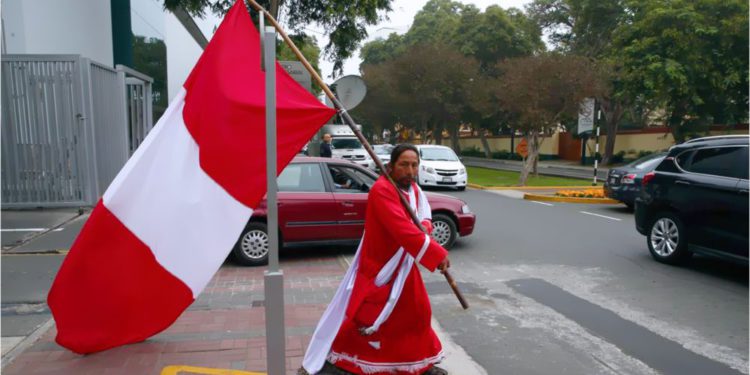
[1,55,153,208]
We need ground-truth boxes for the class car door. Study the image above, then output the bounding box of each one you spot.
[678,146,744,253]
[731,147,749,258]
[325,164,375,240]
[277,163,339,243]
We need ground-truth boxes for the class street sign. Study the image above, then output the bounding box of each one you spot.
[516,138,528,158]
[280,61,312,93]
[578,98,595,134]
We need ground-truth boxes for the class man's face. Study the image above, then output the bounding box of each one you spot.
[389,150,419,190]
[323,134,332,143]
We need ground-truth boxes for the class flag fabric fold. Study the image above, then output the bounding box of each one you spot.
[47,0,335,354]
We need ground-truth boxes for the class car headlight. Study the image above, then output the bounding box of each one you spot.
[459,168,466,175]
[461,204,471,214]
[421,165,435,174]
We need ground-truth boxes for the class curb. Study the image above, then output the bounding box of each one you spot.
[1,318,55,370]
[523,193,619,204]
[2,249,69,256]
[468,184,603,191]
[467,183,487,190]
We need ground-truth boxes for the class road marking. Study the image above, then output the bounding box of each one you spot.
[1,228,47,232]
[530,201,554,207]
[509,278,744,375]
[579,211,622,221]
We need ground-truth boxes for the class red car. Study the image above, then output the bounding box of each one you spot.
[232,157,476,266]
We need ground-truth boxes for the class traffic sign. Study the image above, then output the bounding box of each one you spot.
[516,138,528,158]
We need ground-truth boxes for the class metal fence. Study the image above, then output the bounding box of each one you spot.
[1,55,154,208]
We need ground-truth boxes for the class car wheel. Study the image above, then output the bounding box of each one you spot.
[647,212,690,264]
[232,222,270,266]
[431,214,457,249]
[624,202,634,211]
[457,186,466,191]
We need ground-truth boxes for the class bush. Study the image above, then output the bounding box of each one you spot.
[610,151,626,164]
[460,146,484,157]
[555,189,606,198]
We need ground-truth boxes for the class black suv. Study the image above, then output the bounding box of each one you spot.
[634,135,749,265]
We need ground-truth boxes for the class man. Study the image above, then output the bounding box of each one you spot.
[302,144,451,375]
[320,133,333,158]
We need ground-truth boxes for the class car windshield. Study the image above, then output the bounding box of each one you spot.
[420,147,459,161]
[332,138,362,149]
[630,153,666,170]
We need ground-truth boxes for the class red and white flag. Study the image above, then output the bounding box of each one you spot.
[47,1,335,354]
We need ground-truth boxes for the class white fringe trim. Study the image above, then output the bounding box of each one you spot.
[328,350,445,374]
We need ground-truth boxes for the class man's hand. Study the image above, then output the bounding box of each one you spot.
[437,257,450,273]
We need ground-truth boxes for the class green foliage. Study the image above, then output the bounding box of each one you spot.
[612,0,749,141]
[459,146,484,157]
[276,33,323,93]
[162,0,393,75]
[132,36,168,119]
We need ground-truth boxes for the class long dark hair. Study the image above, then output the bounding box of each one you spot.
[388,144,419,167]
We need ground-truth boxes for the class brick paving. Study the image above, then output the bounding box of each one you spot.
[2,253,349,375]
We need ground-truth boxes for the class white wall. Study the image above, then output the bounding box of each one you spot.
[2,0,114,66]
[165,12,220,101]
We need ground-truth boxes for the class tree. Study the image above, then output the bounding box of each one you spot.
[357,0,542,156]
[613,0,749,142]
[163,0,393,75]
[527,0,629,165]
[494,54,607,185]
[132,36,168,120]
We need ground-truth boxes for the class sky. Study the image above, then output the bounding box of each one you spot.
[308,0,534,79]
[160,0,534,86]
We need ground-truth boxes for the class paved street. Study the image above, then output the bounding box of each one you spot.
[2,188,748,374]
[422,188,748,375]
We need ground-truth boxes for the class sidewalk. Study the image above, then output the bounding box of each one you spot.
[1,251,484,375]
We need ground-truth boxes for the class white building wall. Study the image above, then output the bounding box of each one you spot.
[2,0,113,66]
[165,12,219,101]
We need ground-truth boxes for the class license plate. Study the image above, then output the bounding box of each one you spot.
[609,177,617,184]
[442,177,452,182]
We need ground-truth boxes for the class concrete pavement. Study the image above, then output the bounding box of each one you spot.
[1,247,486,375]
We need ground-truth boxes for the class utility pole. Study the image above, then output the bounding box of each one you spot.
[261,19,286,375]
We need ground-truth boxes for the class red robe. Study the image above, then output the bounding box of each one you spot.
[328,176,448,374]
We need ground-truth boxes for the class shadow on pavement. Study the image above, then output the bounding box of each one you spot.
[682,255,749,286]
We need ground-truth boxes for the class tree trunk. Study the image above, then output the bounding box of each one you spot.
[600,98,625,166]
[434,123,444,146]
[450,126,461,154]
[519,131,540,185]
[479,130,492,158]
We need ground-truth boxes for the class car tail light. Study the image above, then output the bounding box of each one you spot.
[622,174,637,184]
[642,172,655,186]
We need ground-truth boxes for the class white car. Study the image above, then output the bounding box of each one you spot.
[372,144,395,170]
[415,145,468,191]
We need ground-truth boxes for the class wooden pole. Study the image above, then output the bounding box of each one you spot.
[245,0,468,310]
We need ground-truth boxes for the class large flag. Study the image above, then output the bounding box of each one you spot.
[47,1,335,354]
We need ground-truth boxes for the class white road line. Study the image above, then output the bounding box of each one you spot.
[579,211,622,221]
[530,201,554,207]
[1,228,48,232]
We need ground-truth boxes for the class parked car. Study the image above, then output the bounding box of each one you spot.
[372,144,395,168]
[415,145,468,191]
[604,152,667,209]
[634,135,748,265]
[232,157,477,266]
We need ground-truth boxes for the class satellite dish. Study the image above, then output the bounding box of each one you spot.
[325,75,367,110]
